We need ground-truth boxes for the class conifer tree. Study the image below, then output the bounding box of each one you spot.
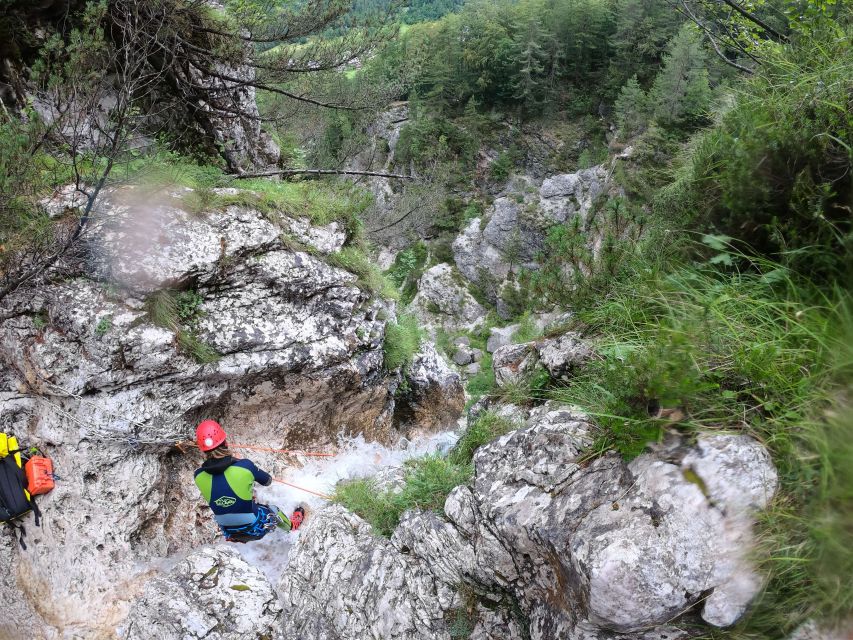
[614,75,649,137]
[513,18,546,113]
[650,25,712,131]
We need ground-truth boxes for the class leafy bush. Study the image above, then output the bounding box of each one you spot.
[489,151,514,182]
[145,290,220,364]
[386,242,429,303]
[395,117,477,172]
[383,313,423,370]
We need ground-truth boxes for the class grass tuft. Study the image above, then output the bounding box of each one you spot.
[383,313,422,371]
[335,455,472,537]
[328,247,399,300]
[336,411,519,536]
[145,289,220,364]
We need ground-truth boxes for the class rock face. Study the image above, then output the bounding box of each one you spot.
[492,331,592,387]
[448,412,776,639]
[126,546,284,640]
[395,343,465,435]
[0,188,458,637]
[410,263,486,332]
[453,167,608,303]
[280,505,458,640]
[281,403,778,640]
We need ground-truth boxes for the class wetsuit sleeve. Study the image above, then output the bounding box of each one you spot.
[245,460,272,486]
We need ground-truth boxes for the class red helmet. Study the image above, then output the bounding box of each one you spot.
[196,420,227,452]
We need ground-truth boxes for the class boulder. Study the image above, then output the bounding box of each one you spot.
[535,331,593,378]
[274,403,777,640]
[395,343,465,434]
[282,217,346,254]
[486,325,517,353]
[441,407,778,639]
[788,621,853,640]
[125,547,283,640]
[452,166,610,304]
[464,362,481,376]
[453,346,475,366]
[410,263,486,332]
[279,505,458,640]
[492,343,538,387]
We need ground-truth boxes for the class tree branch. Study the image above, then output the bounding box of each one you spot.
[718,0,788,42]
[229,169,415,180]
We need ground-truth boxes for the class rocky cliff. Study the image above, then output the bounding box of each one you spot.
[273,403,778,640]
[0,187,461,638]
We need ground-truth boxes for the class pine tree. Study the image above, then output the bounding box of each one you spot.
[614,75,649,137]
[513,18,546,114]
[650,24,712,131]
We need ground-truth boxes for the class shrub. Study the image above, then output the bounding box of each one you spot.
[145,289,220,364]
[383,313,422,370]
[94,315,112,337]
[657,30,853,278]
[386,242,429,303]
[466,351,495,401]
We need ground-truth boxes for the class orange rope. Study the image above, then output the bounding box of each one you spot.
[175,441,335,458]
[229,444,336,457]
[271,477,332,500]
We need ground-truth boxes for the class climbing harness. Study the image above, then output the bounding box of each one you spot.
[220,504,282,543]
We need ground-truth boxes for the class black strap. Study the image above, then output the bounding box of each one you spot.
[5,521,26,550]
[30,496,40,528]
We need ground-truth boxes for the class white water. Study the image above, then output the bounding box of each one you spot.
[232,430,460,584]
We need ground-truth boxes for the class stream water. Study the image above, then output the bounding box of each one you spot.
[233,429,460,584]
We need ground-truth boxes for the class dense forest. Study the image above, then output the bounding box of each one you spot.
[1,0,851,637]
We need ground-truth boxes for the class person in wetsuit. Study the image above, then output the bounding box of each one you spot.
[193,420,299,543]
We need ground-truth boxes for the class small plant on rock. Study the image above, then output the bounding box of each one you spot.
[95,315,112,337]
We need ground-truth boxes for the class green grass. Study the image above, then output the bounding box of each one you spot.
[335,455,472,537]
[335,411,518,536]
[447,411,516,465]
[385,242,429,304]
[329,247,399,300]
[145,290,221,364]
[511,312,540,343]
[543,251,852,634]
[383,313,422,370]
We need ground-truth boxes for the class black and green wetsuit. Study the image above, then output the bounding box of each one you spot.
[194,456,287,535]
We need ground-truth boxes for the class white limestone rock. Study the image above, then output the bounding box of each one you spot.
[410,263,486,332]
[126,546,284,640]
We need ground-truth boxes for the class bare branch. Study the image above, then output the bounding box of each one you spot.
[229,169,415,180]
